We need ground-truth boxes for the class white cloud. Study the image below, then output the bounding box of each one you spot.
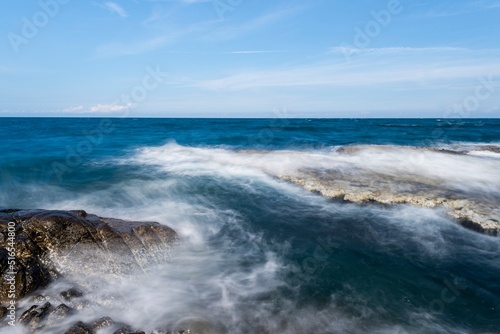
[61,103,134,113]
[101,2,128,18]
[89,103,133,112]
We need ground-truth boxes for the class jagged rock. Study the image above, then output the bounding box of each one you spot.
[113,330,145,334]
[92,316,116,330]
[61,288,84,301]
[272,145,500,235]
[279,172,500,236]
[46,303,75,326]
[112,323,143,334]
[65,321,94,334]
[31,295,50,303]
[73,299,94,311]
[18,302,52,329]
[0,209,178,303]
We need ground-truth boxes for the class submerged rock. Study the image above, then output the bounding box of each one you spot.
[0,209,178,304]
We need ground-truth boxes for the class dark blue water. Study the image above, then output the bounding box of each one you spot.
[1,118,499,333]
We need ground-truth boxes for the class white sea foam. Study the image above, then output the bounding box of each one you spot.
[128,142,500,196]
[6,143,500,334]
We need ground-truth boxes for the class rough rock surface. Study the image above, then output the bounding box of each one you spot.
[0,209,178,304]
[278,167,500,236]
[8,293,201,334]
[271,145,500,236]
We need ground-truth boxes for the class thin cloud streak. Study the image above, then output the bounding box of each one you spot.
[329,46,468,55]
[204,5,303,41]
[227,50,290,54]
[101,2,129,18]
[195,58,500,91]
[416,0,500,18]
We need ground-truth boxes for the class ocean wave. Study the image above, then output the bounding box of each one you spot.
[4,141,500,333]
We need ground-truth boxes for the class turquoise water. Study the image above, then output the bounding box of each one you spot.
[1,118,499,333]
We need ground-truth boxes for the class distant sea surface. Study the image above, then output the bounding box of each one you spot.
[1,118,499,333]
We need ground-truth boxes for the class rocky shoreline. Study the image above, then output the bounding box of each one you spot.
[0,209,186,334]
[1,154,498,332]
[279,172,500,236]
[268,145,500,236]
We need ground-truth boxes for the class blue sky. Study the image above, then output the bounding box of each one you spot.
[1,0,499,117]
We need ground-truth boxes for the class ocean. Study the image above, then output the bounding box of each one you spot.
[1,118,499,333]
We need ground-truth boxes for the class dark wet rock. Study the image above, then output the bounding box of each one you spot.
[61,288,84,301]
[18,302,52,329]
[46,303,75,326]
[31,295,50,303]
[0,209,178,303]
[72,299,94,311]
[65,321,94,334]
[92,316,116,330]
[114,330,146,334]
[112,323,144,334]
[0,305,6,319]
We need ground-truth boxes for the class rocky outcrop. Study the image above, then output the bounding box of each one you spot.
[0,209,178,304]
[278,170,500,236]
[10,290,205,333]
[272,145,500,236]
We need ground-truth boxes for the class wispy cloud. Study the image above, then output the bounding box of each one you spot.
[93,36,170,58]
[62,105,85,113]
[88,103,132,112]
[195,49,500,91]
[101,2,128,18]
[143,7,174,25]
[204,6,302,41]
[329,46,467,55]
[94,16,213,58]
[181,0,212,4]
[227,50,290,54]
[418,0,500,18]
[62,103,133,113]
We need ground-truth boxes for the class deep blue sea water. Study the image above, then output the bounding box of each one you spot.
[1,118,499,333]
